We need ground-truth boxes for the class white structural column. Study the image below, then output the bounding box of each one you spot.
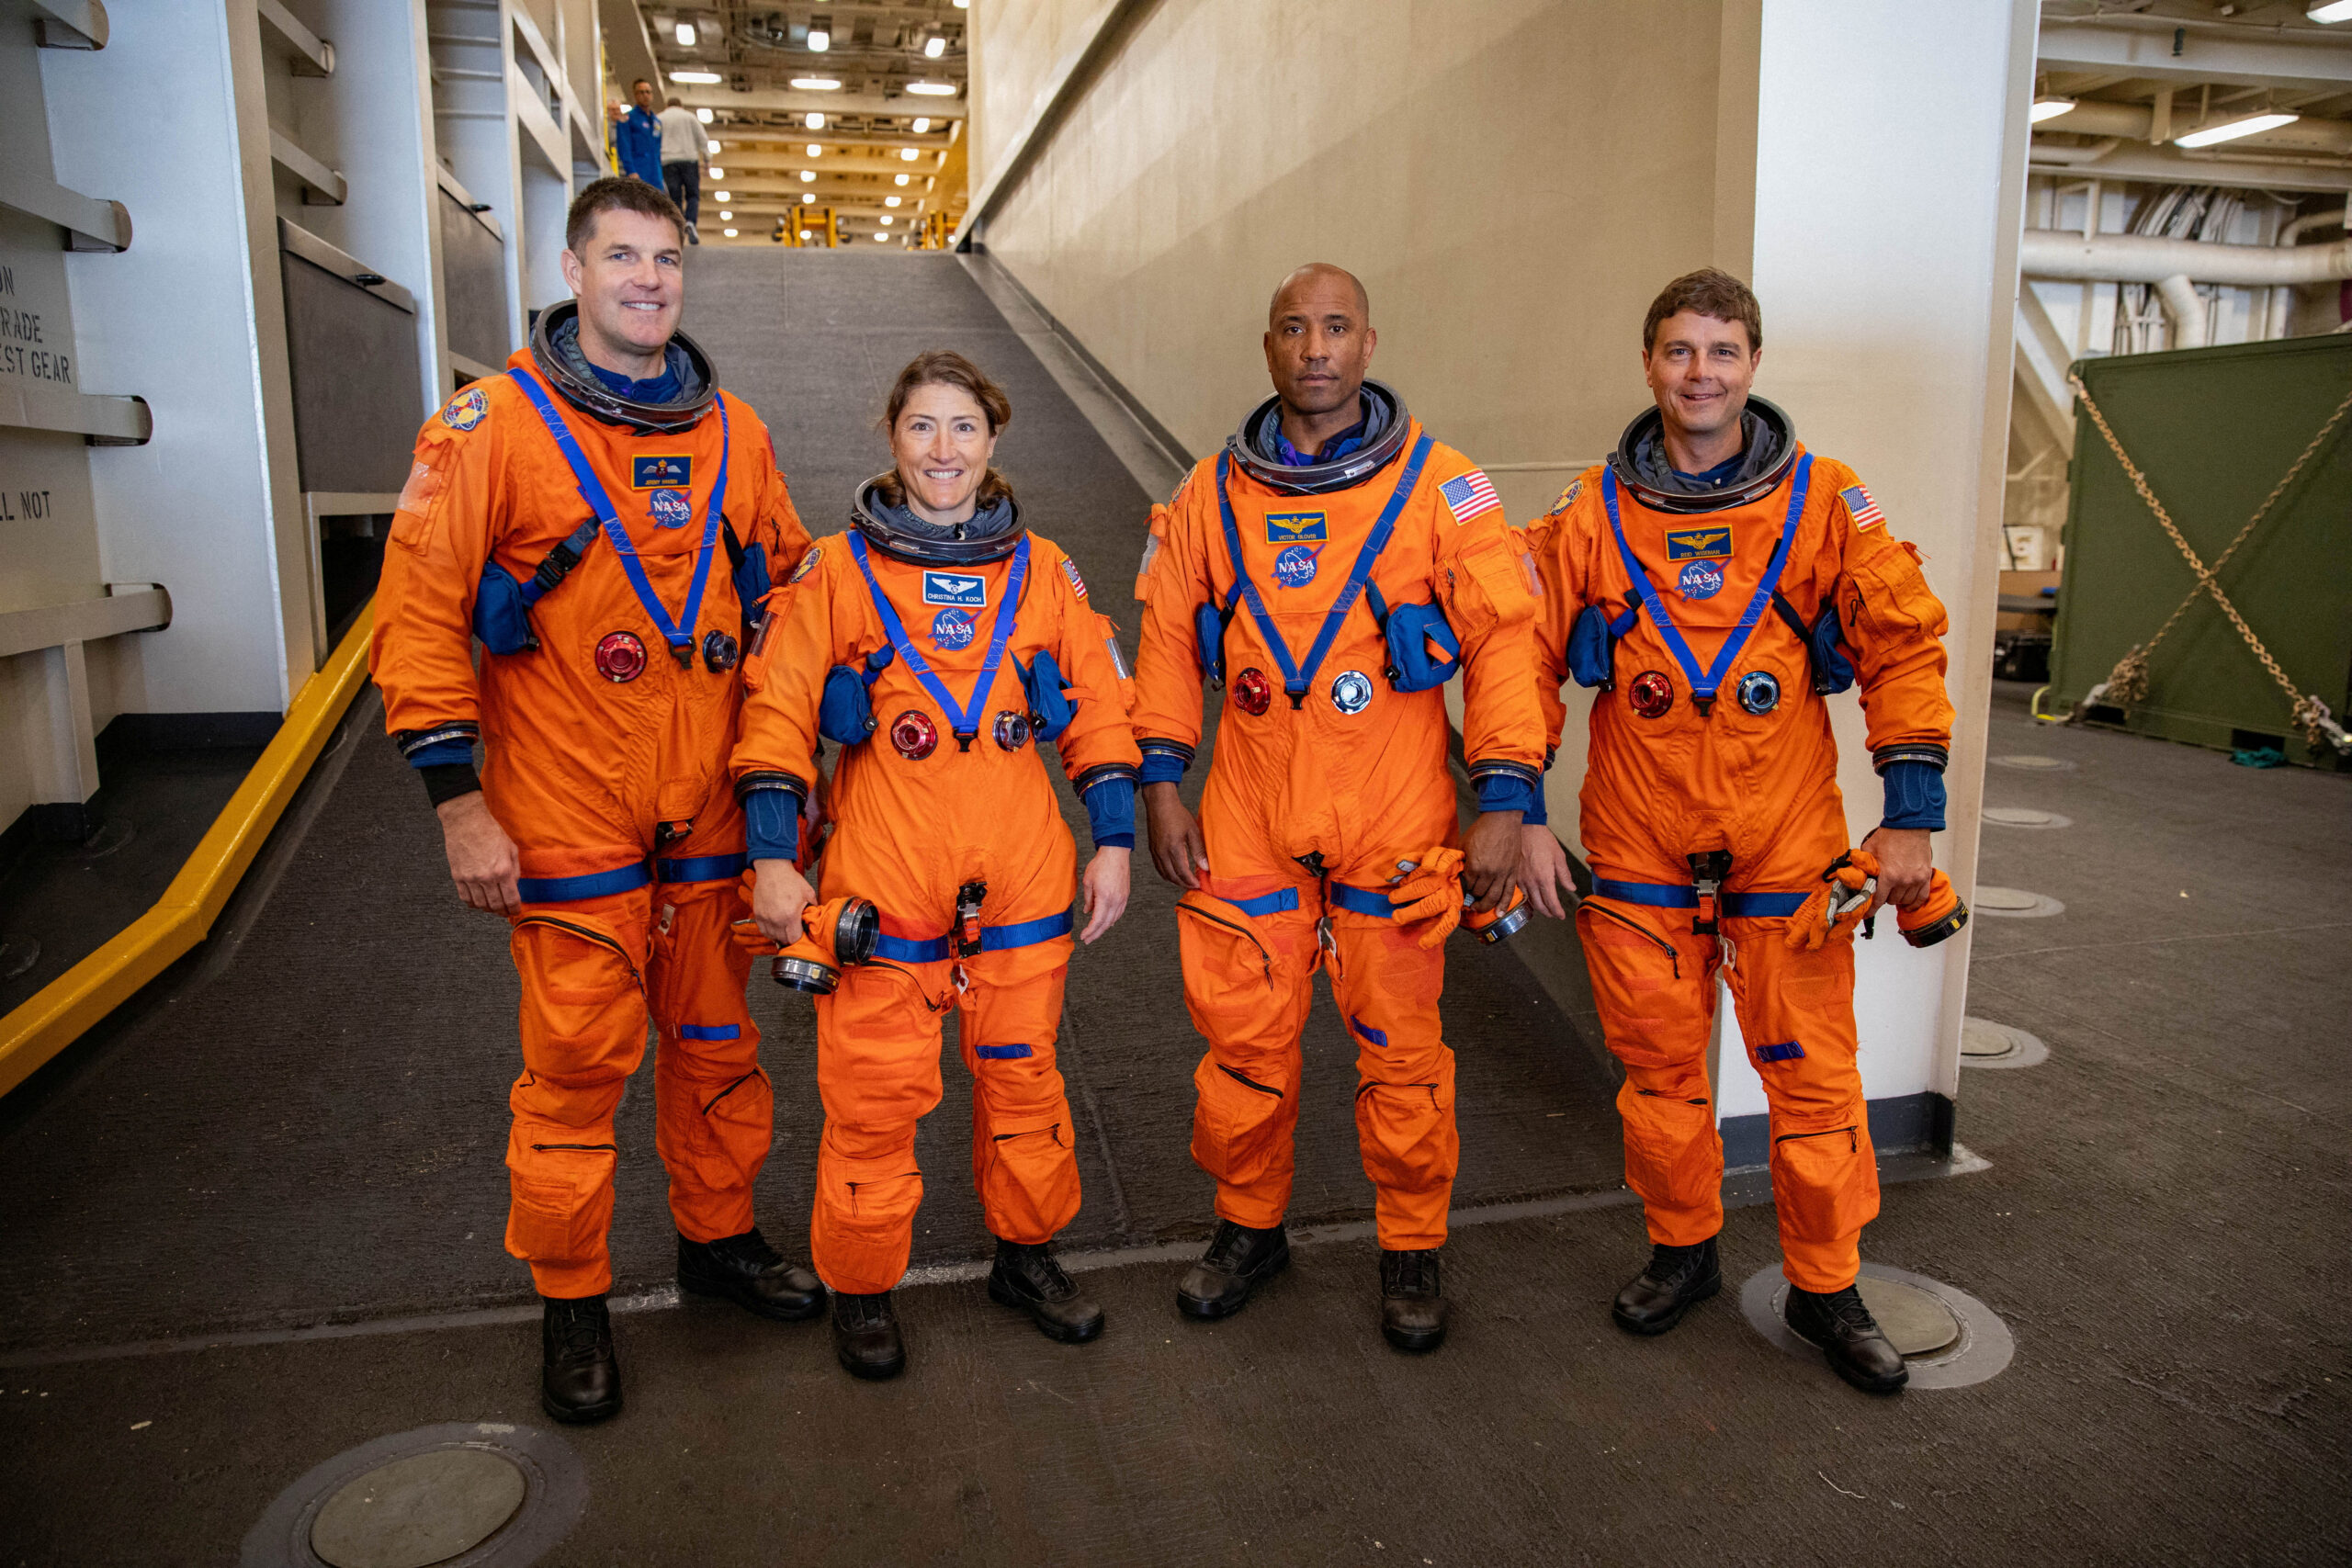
[1707,0,2037,1134]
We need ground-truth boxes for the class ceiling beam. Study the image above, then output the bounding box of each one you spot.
[2039,17,2352,93]
[2028,141,2352,194]
[668,85,966,119]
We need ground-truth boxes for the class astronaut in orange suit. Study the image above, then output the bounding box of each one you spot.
[1133,265,1546,1352]
[742,350,1140,1382]
[1520,268,1957,1394]
[371,177,819,1425]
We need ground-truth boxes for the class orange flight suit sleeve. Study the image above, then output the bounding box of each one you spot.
[371,408,506,761]
[1037,542,1142,788]
[1427,452,1545,807]
[1817,460,1954,767]
[733,546,844,811]
[1130,463,1218,784]
[1522,506,1576,768]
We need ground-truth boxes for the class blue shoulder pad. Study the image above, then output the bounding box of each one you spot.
[733,542,769,620]
[819,662,880,745]
[473,561,537,655]
[1018,649,1077,741]
[1193,602,1229,685]
[1566,604,1617,689]
[1811,605,1855,694]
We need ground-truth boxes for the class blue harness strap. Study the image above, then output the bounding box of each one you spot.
[1327,881,1399,919]
[656,852,748,884]
[871,908,1073,964]
[1592,878,1807,919]
[848,532,1029,749]
[1214,434,1434,706]
[506,368,729,665]
[1600,453,1811,709]
[516,862,655,904]
[1219,886,1301,919]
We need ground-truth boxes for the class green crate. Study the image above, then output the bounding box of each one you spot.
[2047,333,2352,769]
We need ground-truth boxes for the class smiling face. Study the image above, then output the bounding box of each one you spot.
[1643,310,1759,447]
[560,207,684,378]
[891,382,999,525]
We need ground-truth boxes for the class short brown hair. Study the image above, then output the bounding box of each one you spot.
[565,174,685,256]
[876,350,1016,508]
[1643,267,1762,353]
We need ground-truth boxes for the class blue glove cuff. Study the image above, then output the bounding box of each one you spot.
[1138,740,1192,786]
[405,738,475,769]
[1879,760,1947,831]
[1522,786,1549,828]
[743,787,802,863]
[1083,775,1136,851]
[1475,774,1536,814]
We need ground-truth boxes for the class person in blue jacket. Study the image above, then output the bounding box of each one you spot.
[612,77,664,186]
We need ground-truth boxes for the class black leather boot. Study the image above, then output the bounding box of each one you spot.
[1379,1247,1448,1352]
[1611,1235,1721,1335]
[832,1290,906,1381]
[988,1239,1105,1343]
[1176,1219,1290,1320]
[1783,1283,1909,1394]
[677,1227,826,1322]
[540,1294,621,1424]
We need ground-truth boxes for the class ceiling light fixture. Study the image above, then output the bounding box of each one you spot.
[715,189,732,201]
[905,81,956,96]
[808,28,829,51]
[2029,98,2076,123]
[799,170,814,183]
[723,227,738,237]
[2176,111,2298,147]
[880,215,893,225]
[899,147,919,161]
[2309,0,2352,21]
[791,77,841,90]
[894,173,910,186]
[799,192,813,204]
[924,36,945,58]
[874,232,888,242]
[707,166,724,178]
[719,209,733,220]
[671,70,722,84]
[911,118,930,133]
[806,111,825,129]
[706,140,721,153]
[675,20,695,46]
[695,107,713,124]
[885,195,900,207]
[807,143,821,155]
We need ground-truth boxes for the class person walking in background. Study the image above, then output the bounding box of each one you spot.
[656,96,710,243]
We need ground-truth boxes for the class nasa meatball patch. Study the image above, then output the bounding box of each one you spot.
[1677,559,1725,601]
[932,607,977,651]
[648,488,694,528]
[440,387,489,432]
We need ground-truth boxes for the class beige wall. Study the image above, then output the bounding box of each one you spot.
[976,0,1736,523]
[967,0,1117,206]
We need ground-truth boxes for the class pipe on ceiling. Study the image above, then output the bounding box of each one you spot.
[2020,228,2352,286]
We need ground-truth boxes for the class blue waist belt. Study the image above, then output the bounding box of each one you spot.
[516,852,749,905]
[1592,879,1809,919]
[1208,883,1396,919]
[872,909,1075,964]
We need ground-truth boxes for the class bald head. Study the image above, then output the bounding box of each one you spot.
[1263,262,1378,434]
[1268,263,1369,329]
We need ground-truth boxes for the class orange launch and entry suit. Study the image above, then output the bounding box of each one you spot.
[371,310,812,1299]
[1132,384,1547,1251]
[1526,398,1954,1292]
[732,491,1141,1297]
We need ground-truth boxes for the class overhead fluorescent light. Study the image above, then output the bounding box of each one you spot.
[2176,112,2298,148]
[885,195,900,207]
[799,192,813,203]
[2309,0,2352,21]
[905,81,956,96]
[911,118,930,133]
[706,140,721,153]
[670,70,722,84]
[899,147,919,161]
[675,21,695,46]
[894,173,910,186]
[791,77,842,90]
[714,189,731,201]
[695,107,713,124]
[719,209,732,220]
[924,37,945,58]
[799,170,814,183]
[2030,98,2076,123]
[723,227,738,237]
[805,112,825,129]
[874,233,889,243]
[807,143,821,155]
[880,215,893,225]
[808,28,829,51]
[707,166,724,179]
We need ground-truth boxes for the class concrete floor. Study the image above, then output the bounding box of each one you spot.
[1,253,2346,1563]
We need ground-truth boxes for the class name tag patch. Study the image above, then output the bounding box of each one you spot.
[1265,512,1327,544]
[633,454,693,489]
[922,571,988,608]
[1664,526,1734,562]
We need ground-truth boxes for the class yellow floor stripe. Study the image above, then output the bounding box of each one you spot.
[0,603,378,1098]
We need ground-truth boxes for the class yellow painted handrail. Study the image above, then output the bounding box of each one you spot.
[0,602,378,1098]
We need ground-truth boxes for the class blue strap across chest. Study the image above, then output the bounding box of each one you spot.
[1214,434,1434,703]
[506,367,729,661]
[848,531,1029,744]
[1600,453,1811,705]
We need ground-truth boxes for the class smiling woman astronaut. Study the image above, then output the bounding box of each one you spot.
[737,351,1143,1382]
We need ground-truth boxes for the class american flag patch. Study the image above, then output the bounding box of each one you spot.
[1438,468,1499,525]
[1840,484,1885,531]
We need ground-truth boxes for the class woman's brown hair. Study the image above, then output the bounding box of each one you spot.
[874,349,1015,509]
